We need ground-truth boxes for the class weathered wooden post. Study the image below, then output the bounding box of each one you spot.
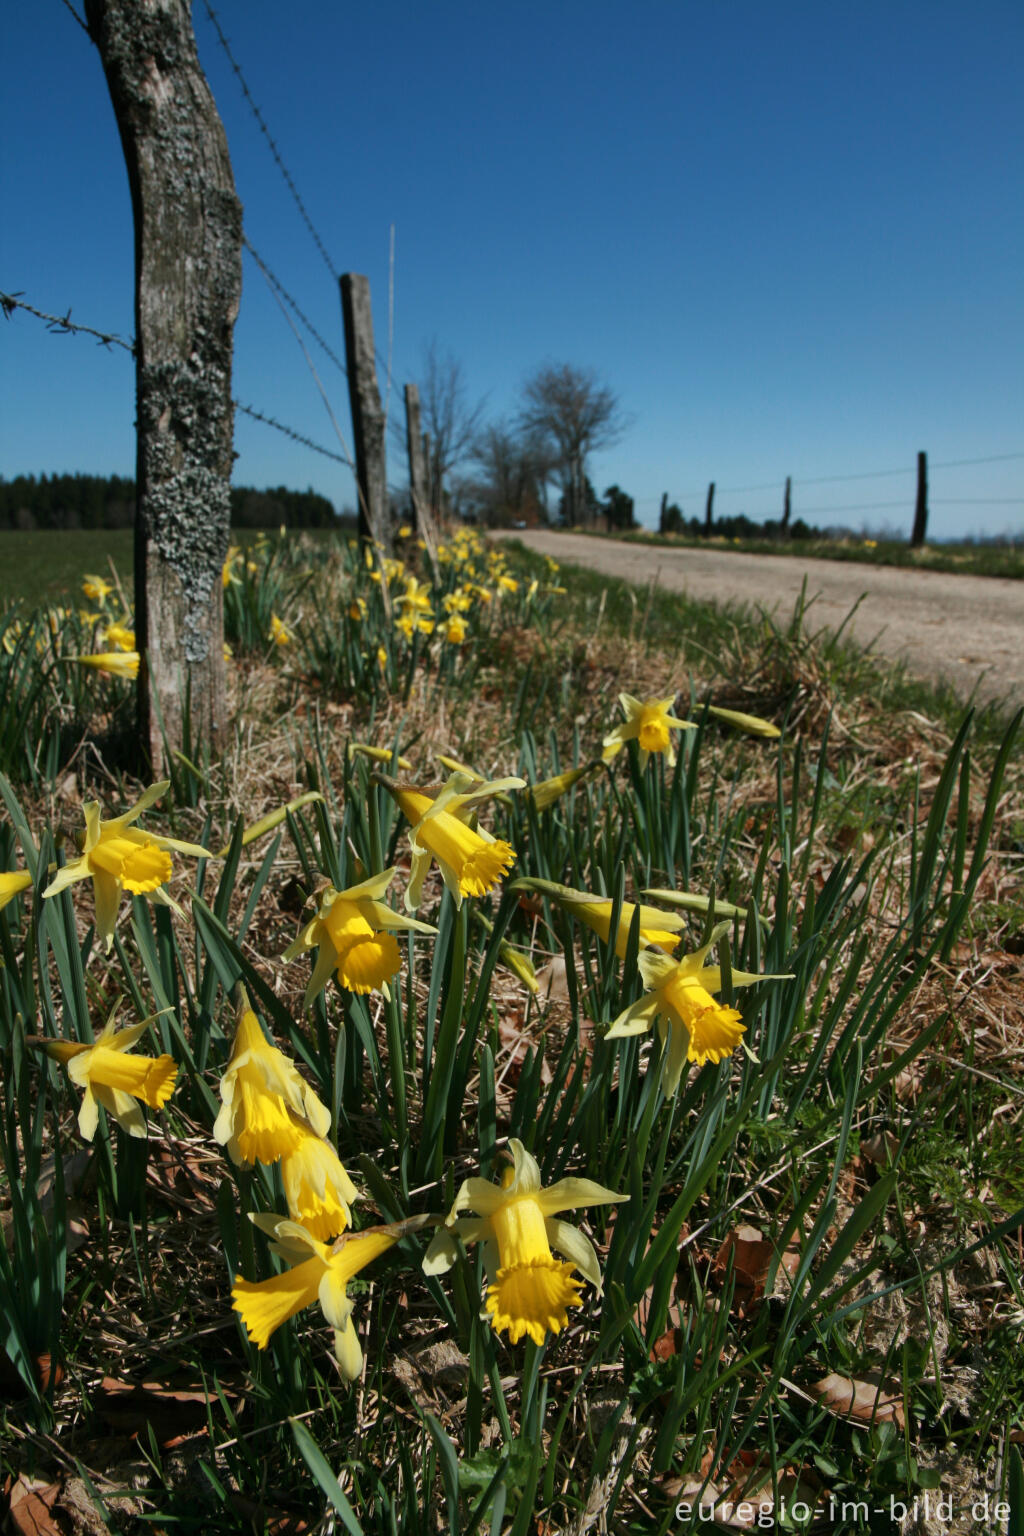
[404,384,428,530]
[782,475,792,537]
[911,451,929,547]
[705,481,715,534]
[659,491,668,534]
[340,274,389,548]
[85,0,241,772]
[404,383,439,576]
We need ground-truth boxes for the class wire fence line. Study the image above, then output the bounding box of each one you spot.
[243,236,348,379]
[199,0,339,285]
[6,285,1023,519]
[1,290,136,354]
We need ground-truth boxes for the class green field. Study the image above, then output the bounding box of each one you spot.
[0,526,342,613]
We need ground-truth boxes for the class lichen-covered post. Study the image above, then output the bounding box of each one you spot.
[85,0,242,771]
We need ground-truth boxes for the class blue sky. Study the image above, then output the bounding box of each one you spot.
[2,1,1023,539]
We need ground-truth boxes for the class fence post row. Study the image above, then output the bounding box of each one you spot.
[85,0,241,771]
[339,273,390,549]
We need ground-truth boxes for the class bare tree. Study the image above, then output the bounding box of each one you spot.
[464,421,556,525]
[518,363,626,527]
[418,340,487,518]
[86,0,241,770]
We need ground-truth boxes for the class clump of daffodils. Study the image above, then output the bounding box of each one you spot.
[425,1140,626,1345]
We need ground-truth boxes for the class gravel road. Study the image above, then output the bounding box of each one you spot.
[497,530,1024,711]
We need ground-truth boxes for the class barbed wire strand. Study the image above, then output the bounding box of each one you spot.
[58,0,90,33]
[0,291,136,353]
[256,266,359,482]
[242,236,347,378]
[7,285,1022,515]
[199,0,339,283]
[233,403,349,466]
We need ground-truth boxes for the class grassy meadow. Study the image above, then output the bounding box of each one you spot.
[1,525,1022,1534]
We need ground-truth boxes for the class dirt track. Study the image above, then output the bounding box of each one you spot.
[498,530,1024,711]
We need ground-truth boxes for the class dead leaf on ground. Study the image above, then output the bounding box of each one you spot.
[4,1474,111,1536]
[97,1376,240,1448]
[713,1225,801,1310]
[809,1371,905,1429]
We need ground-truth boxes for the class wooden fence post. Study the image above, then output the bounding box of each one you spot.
[404,383,439,577]
[85,0,241,772]
[659,492,668,534]
[705,482,715,533]
[782,475,792,537]
[340,274,389,547]
[404,384,428,529]
[911,451,928,547]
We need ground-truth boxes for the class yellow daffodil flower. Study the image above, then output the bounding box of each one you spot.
[383,770,524,911]
[42,780,210,949]
[82,574,113,604]
[233,1214,408,1379]
[396,611,435,641]
[0,870,32,911]
[39,1008,177,1141]
[423,1139,626,1346]
[444,615,467,644]
[497,575,519,594]
[605,922,793,1093]
[280,1117,360,1240]
[269,614,292,646]
[348,598,367,622]
[442,589,472,614]
[398,524,413,539]
[100,623,136,653]
[512,876,684,958]
[214,1000,331,1166]
[602,692,696,770]
[282,869,437,1009]
[75,650,140,679]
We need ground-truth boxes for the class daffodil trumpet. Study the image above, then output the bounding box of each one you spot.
[424,1139,626,1346]
[605,920,793,1094]
[282,868,438,1009]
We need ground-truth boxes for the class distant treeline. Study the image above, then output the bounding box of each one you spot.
[0,473,340,531]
